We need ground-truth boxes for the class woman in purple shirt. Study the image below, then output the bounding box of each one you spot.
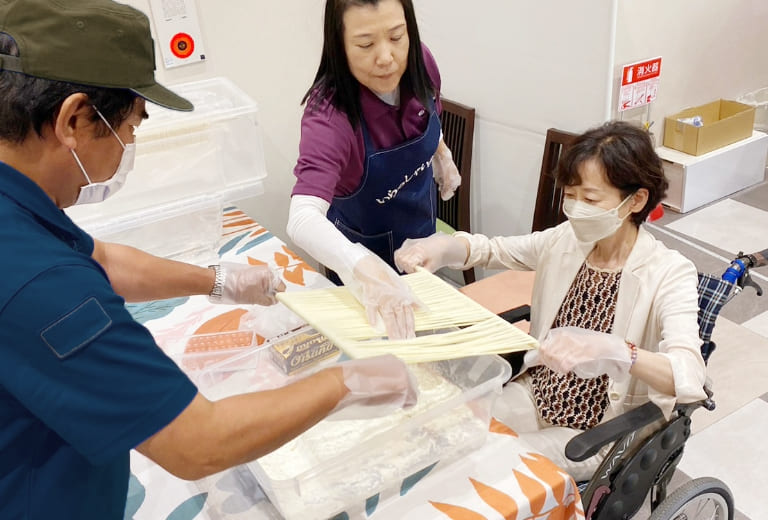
[287,0,461,339]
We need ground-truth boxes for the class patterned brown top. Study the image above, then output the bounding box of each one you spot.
[529,261,622,430]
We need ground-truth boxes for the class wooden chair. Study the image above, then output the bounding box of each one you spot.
[437,98,476,284]
[531,128,578,232]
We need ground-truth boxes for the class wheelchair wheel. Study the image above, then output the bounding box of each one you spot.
[648,477,733,520]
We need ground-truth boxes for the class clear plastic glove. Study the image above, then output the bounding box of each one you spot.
[394,232,468,274]
[210,262,286,306]
[328,354,419,420]
[432,142,461,201]
[350,254,419,340]
[525,326,632,381]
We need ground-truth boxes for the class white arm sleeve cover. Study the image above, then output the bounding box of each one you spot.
[287,195,369,283]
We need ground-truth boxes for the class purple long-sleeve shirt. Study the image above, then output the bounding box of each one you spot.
[292,44,442,202]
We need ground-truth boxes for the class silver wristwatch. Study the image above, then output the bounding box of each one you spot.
[208,264,225,301]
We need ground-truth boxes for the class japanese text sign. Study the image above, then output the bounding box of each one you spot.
[618,57,662,112]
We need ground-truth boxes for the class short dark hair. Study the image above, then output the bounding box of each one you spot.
[0,32,137,144]
[302,0,434,128]
[556,121,668,226]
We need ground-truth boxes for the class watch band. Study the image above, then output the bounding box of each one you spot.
[208,264,225,301]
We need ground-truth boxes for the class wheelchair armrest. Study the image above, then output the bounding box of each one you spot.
[565,401,663,462]
[498,305,531,324]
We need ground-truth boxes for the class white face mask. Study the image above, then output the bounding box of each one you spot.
[562,193,634,244]
[71,107,136,205]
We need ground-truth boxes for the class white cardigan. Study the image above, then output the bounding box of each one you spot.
[457,223,707,419]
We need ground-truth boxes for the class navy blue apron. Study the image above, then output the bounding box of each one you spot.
[327,97,440,281]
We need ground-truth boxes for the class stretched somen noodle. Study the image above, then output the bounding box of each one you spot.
[277,269,538,363]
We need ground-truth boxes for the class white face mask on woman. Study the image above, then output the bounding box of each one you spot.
[562,193,634,244]
[70,107,136,205]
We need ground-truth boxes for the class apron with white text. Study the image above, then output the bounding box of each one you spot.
[326,97,440,274]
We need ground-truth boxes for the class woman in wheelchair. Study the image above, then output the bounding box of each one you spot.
[394,120,708,481]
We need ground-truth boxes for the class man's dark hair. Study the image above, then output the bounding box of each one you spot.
[302,0,434,129]
[556,121,668,226]
[0,32,137,143]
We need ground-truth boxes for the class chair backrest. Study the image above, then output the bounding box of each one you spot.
[438,98,476,284]
[531,128,578,232]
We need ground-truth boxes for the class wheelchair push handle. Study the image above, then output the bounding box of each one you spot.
[747,248,768,268]
[721,249,765,295]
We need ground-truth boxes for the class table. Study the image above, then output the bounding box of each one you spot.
[459,270,535,334]
[125,207,584,520]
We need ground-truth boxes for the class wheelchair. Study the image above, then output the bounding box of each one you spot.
[500,250,765,519]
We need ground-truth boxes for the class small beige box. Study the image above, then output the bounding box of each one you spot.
[270,328,340,374]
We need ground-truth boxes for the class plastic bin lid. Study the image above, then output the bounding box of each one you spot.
[138,76,259,137]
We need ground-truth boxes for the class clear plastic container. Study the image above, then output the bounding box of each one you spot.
[84,193,223,265]
[65,76,267,263]
[164,329,266,374]
[199,354,511,520]
[739,86,768,132]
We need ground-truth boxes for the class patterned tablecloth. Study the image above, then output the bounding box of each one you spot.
[125,207,585,520]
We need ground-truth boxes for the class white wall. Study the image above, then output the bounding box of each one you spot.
[125,0,614,256]
[123,1,768,276]
[414,1,615,239]
[613,0,768,142]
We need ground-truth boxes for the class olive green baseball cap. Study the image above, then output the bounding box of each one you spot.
[0,0,193,111]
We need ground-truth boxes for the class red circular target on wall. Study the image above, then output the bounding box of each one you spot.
[170,32,195,59]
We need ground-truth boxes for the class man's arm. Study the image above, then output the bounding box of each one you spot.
[137,367,348,480]
[92,239,216,302]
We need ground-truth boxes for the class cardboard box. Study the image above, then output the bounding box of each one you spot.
[659,131,768,213]
[663,99,755,156]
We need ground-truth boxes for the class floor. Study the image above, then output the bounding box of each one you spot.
[632,181,768,519]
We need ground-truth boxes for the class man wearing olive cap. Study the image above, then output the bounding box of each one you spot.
[0,1,418,519]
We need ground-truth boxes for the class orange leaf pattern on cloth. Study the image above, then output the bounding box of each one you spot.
[521,453,574,505]
[429,501,488,520]
[513,470,547,516]
[274,252,290,269]
[489,418,519,437]
[283,266,306,286]
[223,219,255,228]
[281,245,316,273]
[247,257,267,266]
[470,478,518,519]
[222,210,262,237]
[193,308,249,335]
[270,246,316,287]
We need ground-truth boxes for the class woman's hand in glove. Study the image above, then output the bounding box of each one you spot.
[432,140,461,201]
[351,254,418,340]
[394,233,468,274]
[525,326,632,381]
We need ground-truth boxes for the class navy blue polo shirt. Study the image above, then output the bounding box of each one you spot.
[0,161,198,520]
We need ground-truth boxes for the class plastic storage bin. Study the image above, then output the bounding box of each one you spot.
[738,87,768,132]
[198,353,511,520]
[65,76,267,264]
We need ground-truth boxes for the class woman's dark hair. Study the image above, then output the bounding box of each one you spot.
[556,121,668,226]
[0,32,137,144]
[302,0,434,128]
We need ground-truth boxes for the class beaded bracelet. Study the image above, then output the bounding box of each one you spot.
[626,340,638,367]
